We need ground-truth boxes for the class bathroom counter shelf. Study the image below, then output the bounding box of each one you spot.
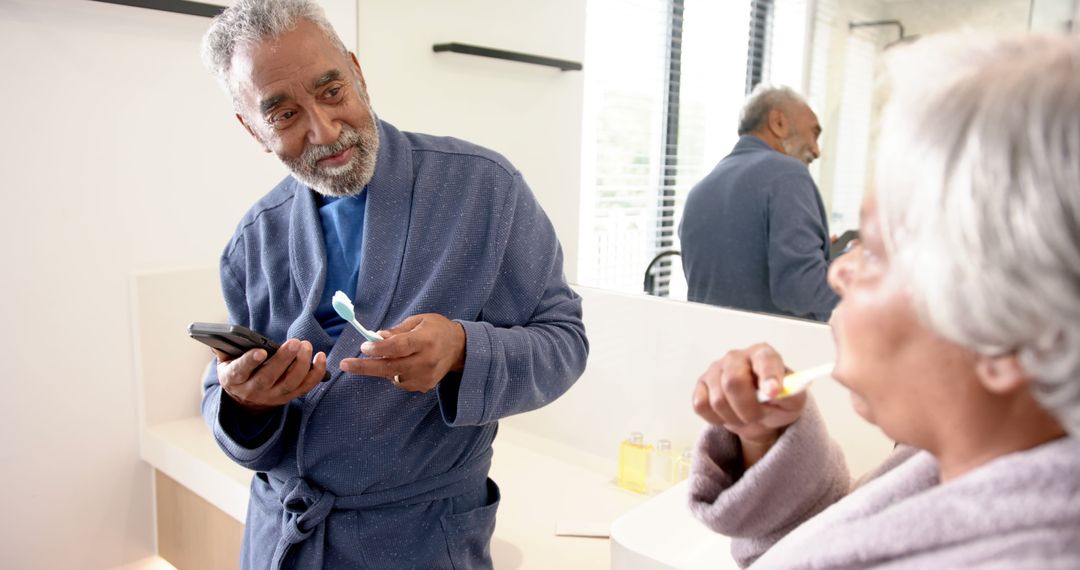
[140,413,649,569]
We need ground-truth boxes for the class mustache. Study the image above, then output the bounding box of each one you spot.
[302,128,362,166]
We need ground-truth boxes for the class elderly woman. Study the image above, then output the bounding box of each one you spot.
[688,33,1080,569]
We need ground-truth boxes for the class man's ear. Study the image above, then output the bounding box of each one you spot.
[975,353,1030,395]
[236,113,271,153]
[349,52,369,94]
[766,108,788,139]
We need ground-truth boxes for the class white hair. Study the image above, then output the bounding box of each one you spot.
[875,33,1080,437]
[201,0,345,99]
[738,84,808,135]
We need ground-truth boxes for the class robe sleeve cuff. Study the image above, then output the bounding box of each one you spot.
[438,319,494,426]
[207,387,287,464]
[689,396,848,538]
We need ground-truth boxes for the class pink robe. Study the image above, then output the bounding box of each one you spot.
[689,399,1080,569]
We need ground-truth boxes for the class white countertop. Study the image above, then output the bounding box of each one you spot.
[610,480,734,570]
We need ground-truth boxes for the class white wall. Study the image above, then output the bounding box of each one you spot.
[0,1,292,567]
[1029,0,1080,32]
[876,0,1031,36]
[814,0,1034,229]
[0,0,585,567]
[506,289,894,479]
[353,0,586,281]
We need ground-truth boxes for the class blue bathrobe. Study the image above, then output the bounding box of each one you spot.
[201,120,588,569]
[678,136,838,321]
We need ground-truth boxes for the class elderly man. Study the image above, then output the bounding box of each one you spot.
[678,85,837,321]
[198,1,587,568]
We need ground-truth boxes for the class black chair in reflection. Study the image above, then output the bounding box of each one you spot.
[643,249,682,297]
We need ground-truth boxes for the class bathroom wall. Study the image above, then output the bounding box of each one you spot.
[505,288,894,480]
[354,0,586,281]
[0,2,278,566]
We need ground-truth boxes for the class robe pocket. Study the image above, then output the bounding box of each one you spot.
[441,478,501,570]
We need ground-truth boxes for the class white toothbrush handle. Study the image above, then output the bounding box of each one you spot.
[349,319,383,342]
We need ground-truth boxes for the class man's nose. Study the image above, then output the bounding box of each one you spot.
[307,106,341,146]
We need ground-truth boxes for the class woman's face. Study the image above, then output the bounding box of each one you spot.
[828,194,976,444]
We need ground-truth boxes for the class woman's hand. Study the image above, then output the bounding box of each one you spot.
[691,343,807,466]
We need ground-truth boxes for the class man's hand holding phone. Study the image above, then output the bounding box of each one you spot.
[214,339,327,412]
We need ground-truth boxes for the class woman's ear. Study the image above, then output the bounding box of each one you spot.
[974,353,1030,394]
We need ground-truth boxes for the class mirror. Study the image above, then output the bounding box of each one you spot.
[581,0,1074,320]
[811,0,1036,240]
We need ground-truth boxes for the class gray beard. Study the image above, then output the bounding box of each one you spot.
[280,123,380,197]
[782,136,813,166]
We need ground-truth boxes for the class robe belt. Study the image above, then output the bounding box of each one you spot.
[270,448,493,569]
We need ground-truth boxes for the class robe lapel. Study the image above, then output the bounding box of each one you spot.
[286,180,334,354]
[280,121,414,366]
[352,120,414,335]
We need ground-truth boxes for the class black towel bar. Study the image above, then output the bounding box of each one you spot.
[433,42,582,72]
[90,0,225,18]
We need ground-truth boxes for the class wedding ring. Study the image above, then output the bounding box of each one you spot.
[392,375,401,384]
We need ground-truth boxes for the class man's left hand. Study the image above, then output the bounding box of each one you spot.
[339,313,466,392]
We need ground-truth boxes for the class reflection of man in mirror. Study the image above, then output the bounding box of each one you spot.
[678,85,838,321]
[198,1,588,568]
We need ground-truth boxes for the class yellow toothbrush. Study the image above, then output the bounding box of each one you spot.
[757,363,834,402]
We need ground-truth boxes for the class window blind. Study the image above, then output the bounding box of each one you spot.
[579,0,752,296]
[746,0,774,93]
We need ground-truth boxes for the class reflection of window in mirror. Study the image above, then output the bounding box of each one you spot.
[577,0,827,299]
[577,0,1048,300]
[578,0,751,299]
[813,0,1035,238]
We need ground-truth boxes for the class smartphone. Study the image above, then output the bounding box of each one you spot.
[187,322,330,381]
[188,322,279,359]
[829,229,860,259]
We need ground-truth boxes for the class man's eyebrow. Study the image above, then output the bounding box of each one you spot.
[313,69,343,89]
[257,70,342,114]
[259,94,287,115]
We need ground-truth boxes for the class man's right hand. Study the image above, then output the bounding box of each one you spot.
[214,339,327,412]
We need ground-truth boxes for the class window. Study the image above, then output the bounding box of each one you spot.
[810,0,880,235]
[578,0,873,295]
[578,0,752,297]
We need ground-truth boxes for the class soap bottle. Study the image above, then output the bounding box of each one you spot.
[673,448,693,482]
[617,431,652,494]
[649,438,675,493]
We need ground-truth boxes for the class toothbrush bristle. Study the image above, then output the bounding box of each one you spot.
[332,291,354,318]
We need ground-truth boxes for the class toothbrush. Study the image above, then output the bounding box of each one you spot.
[331,291,384,342]
[757,363,834,402]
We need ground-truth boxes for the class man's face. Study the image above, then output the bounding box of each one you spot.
[781,103,822,165]
[230,19,379,197]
